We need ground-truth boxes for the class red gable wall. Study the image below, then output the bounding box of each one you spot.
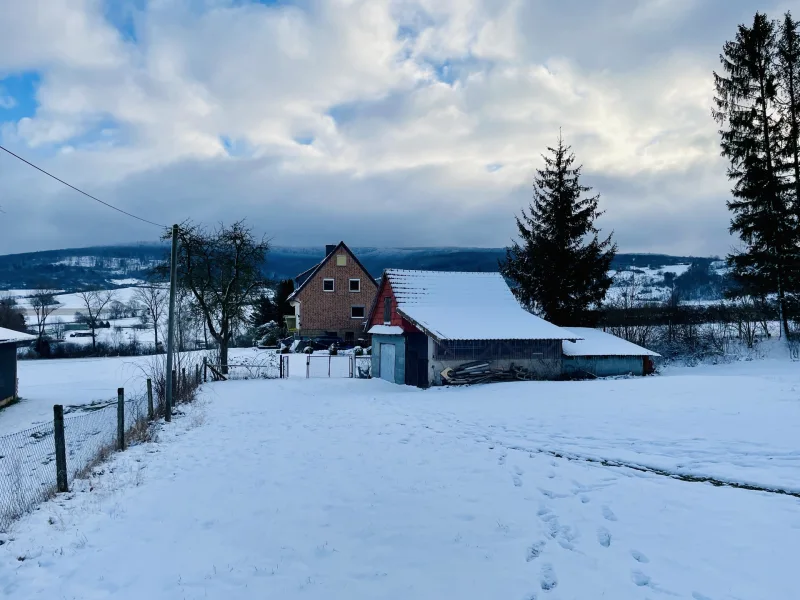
[369,276,420,333]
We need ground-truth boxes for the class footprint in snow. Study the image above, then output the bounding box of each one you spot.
[514,465,523,476]
[601,506,618,521]
[540,564,558,591]
[580,495,590,504]
[597,527,611,548]
[631,550,649,563]
[498,454,507,465]
[692,593,713,600]
[526,541,546,562]
[631,570,651,587]
[513,475,523,487]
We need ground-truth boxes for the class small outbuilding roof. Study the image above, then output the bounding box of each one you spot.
[367,325,404,336]
[562,328,660,357]
[381,269,580,342]
[0,327,36,345]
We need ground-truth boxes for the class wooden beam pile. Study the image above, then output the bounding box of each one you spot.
[440,361,536,385]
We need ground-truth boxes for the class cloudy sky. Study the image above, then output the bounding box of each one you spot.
[0,0,793,256]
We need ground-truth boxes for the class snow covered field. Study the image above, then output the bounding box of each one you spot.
[1,359,799,598]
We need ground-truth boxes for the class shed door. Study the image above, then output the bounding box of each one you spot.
[380,343,395,382]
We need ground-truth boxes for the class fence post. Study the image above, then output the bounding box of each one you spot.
[172,369,177,405]
[306,354,310,378]
[203,356,207,383]
[53,405,68,493]
[182,367,187,394]
[328,355,331,377]
[280,354,283,378]
[195,364,200,386]
[147,378,154,420]
[117,388,125,451]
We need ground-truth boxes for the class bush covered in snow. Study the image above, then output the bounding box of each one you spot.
[353,345,364,356]
[254,321,282,347]
[329,343,338,356]
[303,345,314,354]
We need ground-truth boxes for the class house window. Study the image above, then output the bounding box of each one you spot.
[349,278,361,292]
[383,297,392,324]
[351,306,365,319]
[323,278,334,292]
[336,254,347,267]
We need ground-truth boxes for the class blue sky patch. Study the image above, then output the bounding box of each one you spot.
[0,72,39,122]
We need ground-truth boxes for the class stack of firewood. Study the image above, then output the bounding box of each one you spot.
[440,361,535,385]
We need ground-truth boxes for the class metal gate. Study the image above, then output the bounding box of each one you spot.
[280,354,371,379]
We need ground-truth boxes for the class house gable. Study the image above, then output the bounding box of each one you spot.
[367,274,420,333]
[292,242,378,335]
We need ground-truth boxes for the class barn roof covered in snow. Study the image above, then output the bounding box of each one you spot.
[0,327,36,345]
[562,328,660,357]
[380,269,580,342]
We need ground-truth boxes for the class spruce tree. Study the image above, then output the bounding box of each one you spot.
[713,12,793,339]
[500,133,616,326]
[778,11,800,219]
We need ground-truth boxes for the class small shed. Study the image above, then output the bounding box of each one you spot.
[0,327,35,406]
[366,270,580,387]
[561,328,660,378]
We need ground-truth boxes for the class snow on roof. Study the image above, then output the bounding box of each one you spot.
[562,328,660,357]
[384,269,579,341]
[368,325,404,336]
[0,327,36,344]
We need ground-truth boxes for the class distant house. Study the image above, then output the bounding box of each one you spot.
[561,328,660,378]
[287,242,378,343]
[365,269,580,387]
[0,327,35,407]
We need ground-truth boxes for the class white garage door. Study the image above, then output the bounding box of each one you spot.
[380,343,396,382]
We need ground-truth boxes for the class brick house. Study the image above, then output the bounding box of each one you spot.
[287,242,378,343]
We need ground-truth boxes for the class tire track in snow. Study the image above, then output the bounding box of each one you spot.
[492,441,800,498]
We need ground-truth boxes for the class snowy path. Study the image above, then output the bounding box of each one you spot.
[2,378,798,599]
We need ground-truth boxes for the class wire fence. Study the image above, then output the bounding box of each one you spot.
[0,361,201,533]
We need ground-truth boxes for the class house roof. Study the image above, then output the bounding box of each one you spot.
[0,327,36,345]
[377,269,580,342]
[562,328,660,357]
[288,241,377,301]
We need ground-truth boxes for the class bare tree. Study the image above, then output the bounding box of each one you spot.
[167,220,269,373]
[108,300,126,320]
[31,290,61,340]
[134,285,167,353]
[76,290,116,352]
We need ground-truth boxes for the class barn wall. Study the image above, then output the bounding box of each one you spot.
[0,343,17,402]
[370,334,406,385]
[562,356,645,378]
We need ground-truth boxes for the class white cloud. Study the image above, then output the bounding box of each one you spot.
[0,0,775,255]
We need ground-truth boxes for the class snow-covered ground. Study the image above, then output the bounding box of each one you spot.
[1,358,799,598]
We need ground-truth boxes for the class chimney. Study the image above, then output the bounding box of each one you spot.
[325,244,337,256]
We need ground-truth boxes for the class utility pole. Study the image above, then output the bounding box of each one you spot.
[165,224,179,422]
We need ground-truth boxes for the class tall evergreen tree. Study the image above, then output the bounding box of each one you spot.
[777,11,800,221]
[713,12,793,339]
[500,133,616,326]
[251,279,295,329]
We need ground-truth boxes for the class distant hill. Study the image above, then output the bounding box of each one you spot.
[0,244,723,299]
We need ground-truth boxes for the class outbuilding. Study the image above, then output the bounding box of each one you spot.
[0,327,35,407]
[366,269,580,387]
[561,327,659,378]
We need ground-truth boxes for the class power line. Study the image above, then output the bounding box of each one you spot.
[0,144,167,229]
